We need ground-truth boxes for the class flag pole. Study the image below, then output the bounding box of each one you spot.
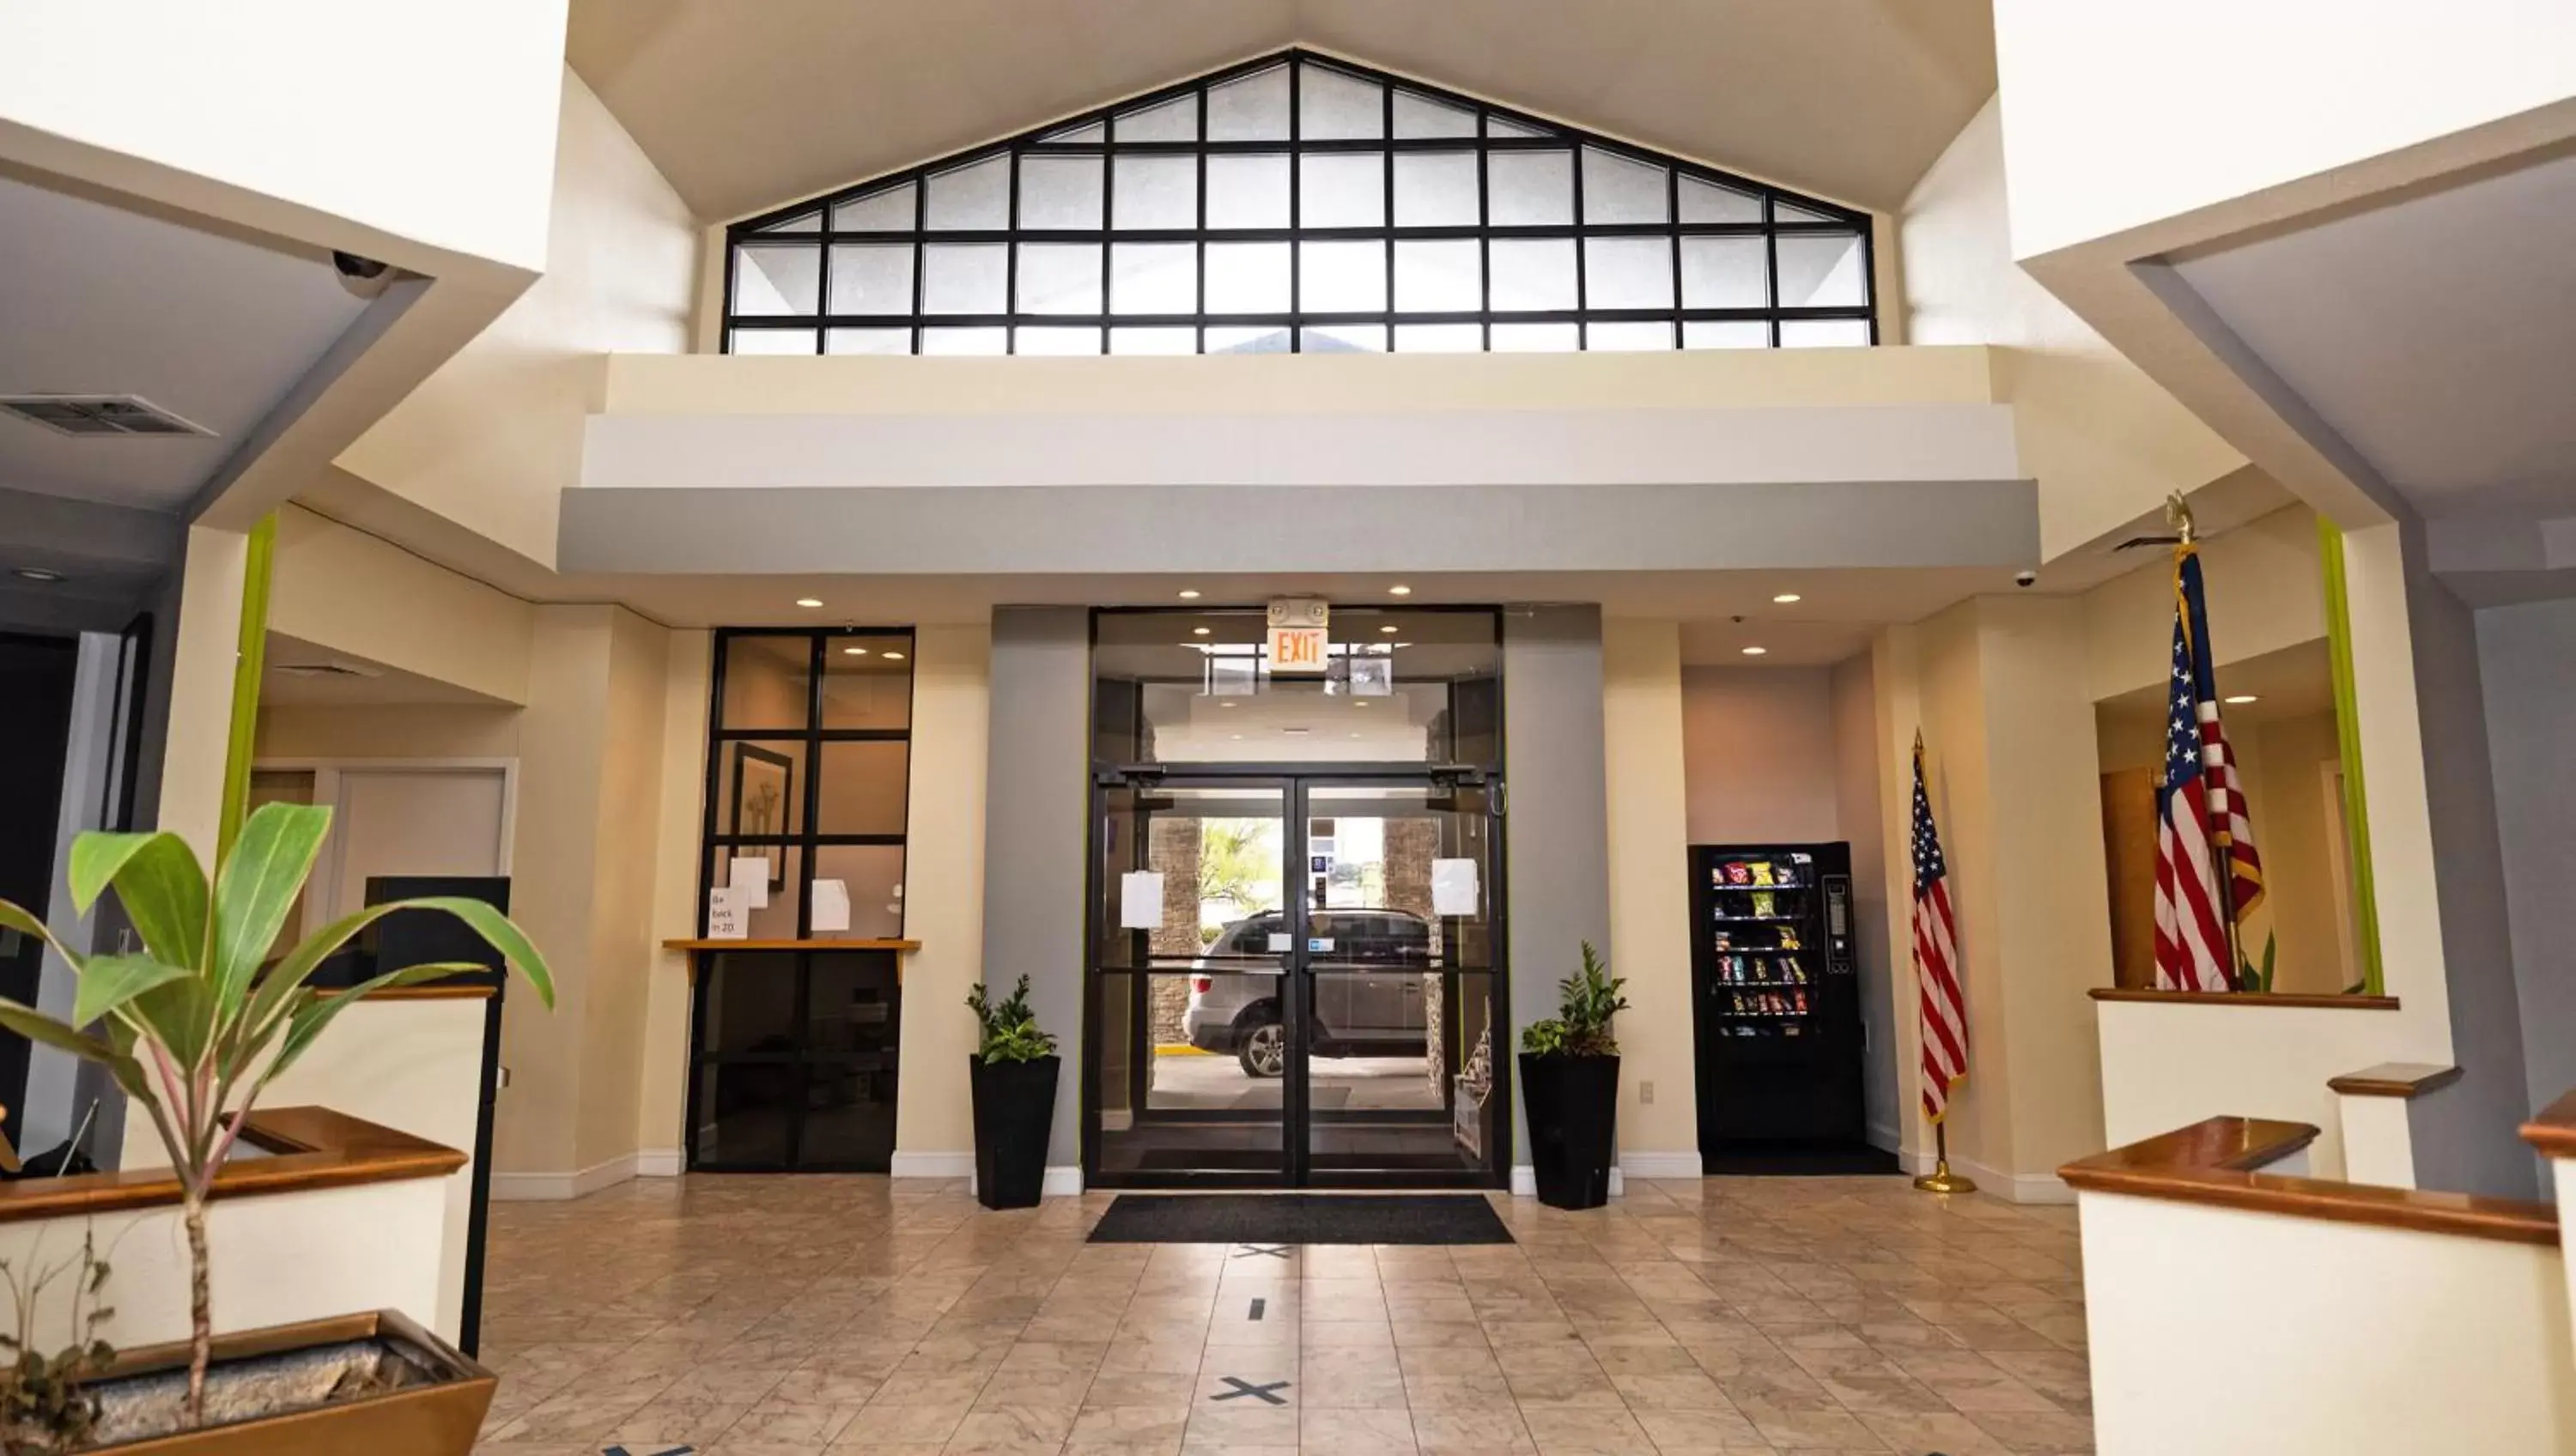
[1914,1119,1975,1195]
[2166,493,2246,985]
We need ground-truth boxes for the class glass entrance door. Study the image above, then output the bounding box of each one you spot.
[1090,773,1506,1187]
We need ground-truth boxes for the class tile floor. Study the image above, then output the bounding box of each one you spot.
[473,1176,2091,1454]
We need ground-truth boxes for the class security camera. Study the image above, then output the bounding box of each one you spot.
[2014,569,2038,588]
[331,251,389,280]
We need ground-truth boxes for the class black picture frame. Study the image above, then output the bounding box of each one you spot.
[730,743,794,890]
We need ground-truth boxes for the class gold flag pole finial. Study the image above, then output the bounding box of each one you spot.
[2165,491,2197,547]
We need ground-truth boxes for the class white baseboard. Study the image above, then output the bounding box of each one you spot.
[1924,1151,2072,1205]
[1042,1165,1084,1196]
[890,1150,975,1179]
[1618,1150,1702,1180]
[1510,1165,1626,1198]
[490,1152,643,1201]
[635,1148,683,1178]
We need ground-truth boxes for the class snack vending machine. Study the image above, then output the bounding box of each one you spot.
[1687,842,1866,1158]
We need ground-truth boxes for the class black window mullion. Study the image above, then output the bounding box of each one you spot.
[1382,81,1395,348]
[1477,124,1492,352]
[1194,83,1207,356]
[1667,168,1684,348]
[1005,146,1022,353]
[799,634,825,936]
[1288,55,1302,352]
[1570,137,1589,349]
[1764,196,1782,349]
[909,174,927,355]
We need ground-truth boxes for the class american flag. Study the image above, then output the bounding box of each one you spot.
[2154,544,2265,992]
[1911,737,1968,1125]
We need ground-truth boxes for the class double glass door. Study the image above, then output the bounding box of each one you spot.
[1090,773,1506,1186]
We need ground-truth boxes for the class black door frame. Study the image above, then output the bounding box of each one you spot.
[1083,761,1510,1189]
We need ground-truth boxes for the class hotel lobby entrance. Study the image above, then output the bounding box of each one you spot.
[1084,608,1509,1188]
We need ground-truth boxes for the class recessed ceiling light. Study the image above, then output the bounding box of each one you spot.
[1352,701,1369,708]
[1380,624,1399,634]
[1178,589,1201,599]
[1230,733,1244,740]
[1194,626,1212,635]
[1388,585,1413,597]
[1741,646,1769,656]
[1772,592,1801,604]
[13,567,63,583]
[882,651,905,660]
[794,597,823,609]
[842,646,869,656]
[2225,694,2258,705]
[1349,731,1363,738]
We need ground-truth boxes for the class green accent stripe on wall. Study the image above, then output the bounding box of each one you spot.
[216,513,278,862]
[2318,516,2385,997]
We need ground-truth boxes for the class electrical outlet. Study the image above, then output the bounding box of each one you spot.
[1639,1080,1656,1105]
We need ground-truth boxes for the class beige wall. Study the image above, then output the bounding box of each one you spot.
[640,630,712,1159]
[156,525,251,859]
[268,505,535,705]
[1602,621,1698,1157]
[336,67,697,569]
[2083,505,2326,701]
[257,704,523,761]
[890,624,993,1157]
[1680,666,1841,845]
[1901,97,2248,561]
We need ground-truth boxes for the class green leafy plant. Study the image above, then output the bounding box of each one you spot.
[2236,932,2277,994]
[966,975,1057,1064]
[0,803,552,1429]
[1518,942,1628,1058]
[0,1230,115,1454]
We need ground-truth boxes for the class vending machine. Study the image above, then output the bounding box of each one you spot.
[1687,842,1867,1162]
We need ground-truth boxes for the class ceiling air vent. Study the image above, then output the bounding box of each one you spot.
[0,395,215,438]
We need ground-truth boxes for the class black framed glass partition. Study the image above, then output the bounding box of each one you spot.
[725,49,1876,357]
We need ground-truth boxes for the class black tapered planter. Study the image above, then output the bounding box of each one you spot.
[1519,1053,1619,1210]
[969,1054,1060,1210]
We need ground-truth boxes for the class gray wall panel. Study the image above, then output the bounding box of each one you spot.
[979,607,1092,1167]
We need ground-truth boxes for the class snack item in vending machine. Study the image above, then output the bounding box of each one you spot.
[1750,862,1775,886]
[1752,891,1776,918]
[1778,928,1801,949]
[1725,862,1753,885]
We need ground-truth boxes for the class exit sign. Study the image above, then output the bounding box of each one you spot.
[1267,624,1328,673]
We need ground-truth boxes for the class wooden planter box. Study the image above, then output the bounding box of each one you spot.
[82,1310,493,1455]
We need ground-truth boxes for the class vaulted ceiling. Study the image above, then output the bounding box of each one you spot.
[568,0,1996,222]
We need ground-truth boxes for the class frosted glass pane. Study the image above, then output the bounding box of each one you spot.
[1038,119,1106,143]
[1680,237,1767,310]
[826,245,913,314]
[1488,151,1572,226]
[1111,327,1198,355]
[1016,243,1101,313]
[1302,324,1387,353]
[1583,147,1668,223]
[921,243,1006,312]
[1110,243,1195,313]
[831,184,914,230]
[921,327,1006,355]
[1115,94,1195,142]
[729,328,816,355]
[756,210,821,234]
[1300,63,1383,140]
[1300,154,1384,228]
[1776,234,1868,307]
[1486,116,1551,138]
[826,328,912,355]
[733,245,819,314]
[1780,318,1872,349]
[1018,155,1102,229]
[1206,241,1291,312]
[1207,325,1291,354]
[1588,321,1674,351]
[1492,323,1578,352]
[1777,200,1839,224]
[1684,321,1771,349]
[1395,324,1482,353]
[1299,240,1386,312]
[1393,152,1478,227]
[1014,326,1103,355]
[1679,177,1761,224]
[1206,155,1289,228]
[1489,239,1576,311]
[1206,64,1290,140]
[925,155,1008,228]
[1113,155,1196,228]
[1583,237,1673,308]
[1394,240,1479,312]
[1393,89,1476,138]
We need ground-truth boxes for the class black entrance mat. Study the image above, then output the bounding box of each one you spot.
[1701,1144,1901,1176]
[1089,1193,1515,1245]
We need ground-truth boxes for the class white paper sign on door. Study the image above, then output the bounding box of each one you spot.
[1431,858,1480,917]
[1120,871,1165,930]
[706,886,748,940]
[728,854,771,909]
[811,879,851,932]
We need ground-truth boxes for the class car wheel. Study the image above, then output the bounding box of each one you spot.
[1237,1022,1285,1078]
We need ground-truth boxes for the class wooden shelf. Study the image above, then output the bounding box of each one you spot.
[662,938,921,952]
[2327,1063,2462,1099]
[0,1107,464,1226]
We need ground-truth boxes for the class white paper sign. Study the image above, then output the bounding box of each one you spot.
[1431,858,1480,917]
[1120,871,1165,930]
[811,878,851,932]
[728,854,771,909]
[705,886,748,940]
[1267,932,1293,952]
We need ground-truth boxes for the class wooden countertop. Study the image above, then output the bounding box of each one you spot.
[2059,1115,2559,1247]
[2089,988,2401,1010]
[2522,1089,2576,1161]
[319,984,495,1002]
[662,938,920,952]
[2327,1063,2462,1098]
[0,1107,466,1225]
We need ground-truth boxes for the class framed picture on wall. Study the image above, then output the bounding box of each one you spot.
[730,743,793,891]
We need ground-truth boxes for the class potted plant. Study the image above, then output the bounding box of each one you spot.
[964,975,1058,1210]
[0,802,551,1450]
[1517,942,1628,1210]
